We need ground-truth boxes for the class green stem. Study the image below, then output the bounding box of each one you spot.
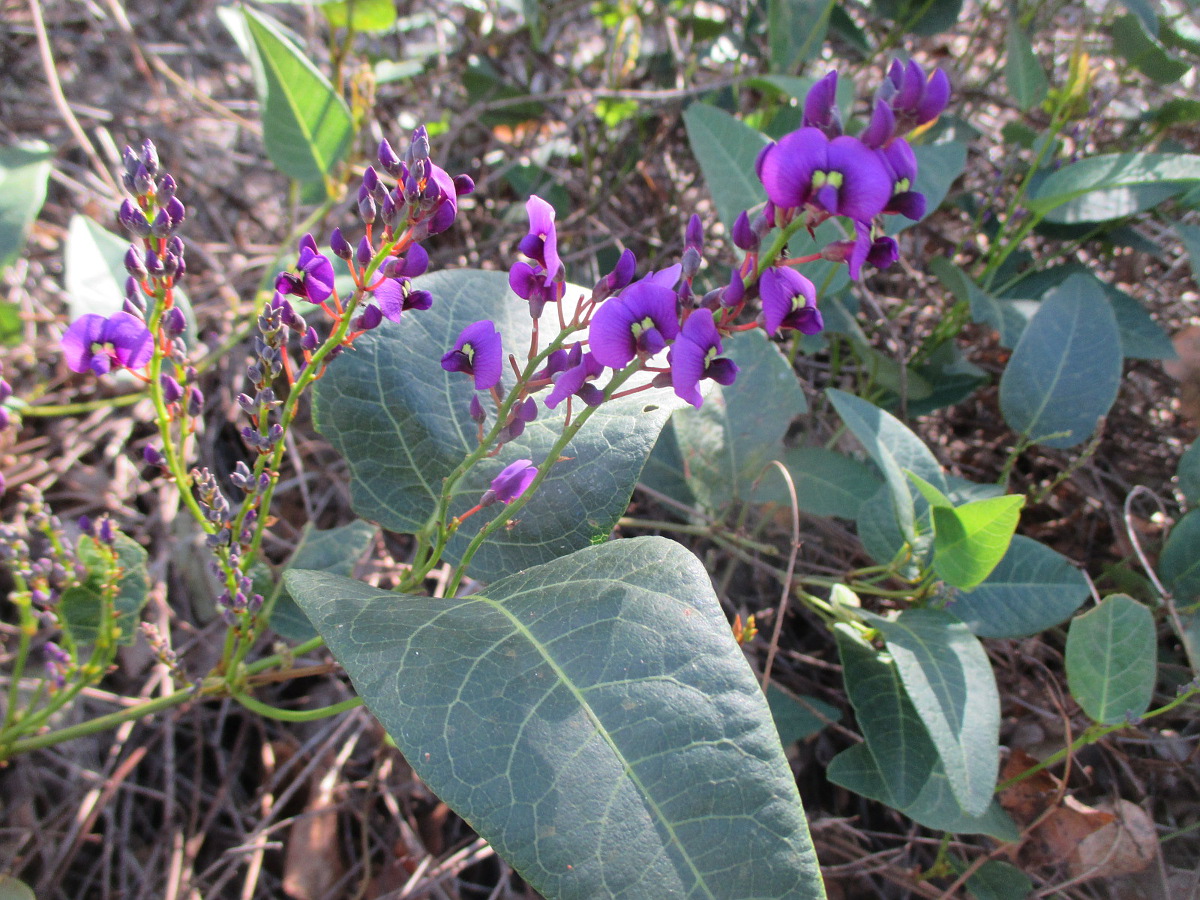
[17,392,147,418]
[231,690,361,722]
[617,517,778,555]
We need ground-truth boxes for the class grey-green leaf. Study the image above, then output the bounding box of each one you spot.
[999,273,1121,448]
[963,860,1034,900]
[271,520,379,642]
[768,0,834,71]
[241,7,353,184]
[0,141,52,272]
[1177,440,1200,506]
[59,534,150,646]
[864,609,1000,816]
[946,535,1089,638]
[1112,13,1191,84]
[286,537,825,899]
[753,446,883,518]
[766,683,841,745]
[1160,508,1200,603]
[1005,13,1048,110]
[683,103,769,232]
[1028,152,1200,224]
[1066,594,1156,724]
[312,269,683,583]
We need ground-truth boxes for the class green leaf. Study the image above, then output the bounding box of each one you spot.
[930,256,1029,348]
[1176,221,1200,282]
[0,876,36,900]
[827,743,1017,839]
[241,7,353,184]
[1005,12,1048,110]
[766,683,841,744]
[0,141,52,272]
[323,0,398,31]
[856,481,933,572]
[930,495,1025,590]
[313,270,683,583]
[872,0,963,35]
[64,215,196,342]
[946,535,1090,638]
[1178,440,1200,506]
[768,0,834,71]
[836,628,938,807]
[672,329,807,510]
[1066,594,1156,724]
[271,520,379,642]
[59,534,150,646]
[286,537,825,899]
[754,446,883,518]
[1028,152,1200,224]
[1160,508,1200,603]
[639,420,696,509]
[683,103,770,231]
[827,389,946,541]
[1112,13,1191,84]
[999,273,1121,448]
[1119,0,1159,35]
[962,860,1033,900]
[864,609,1001,816]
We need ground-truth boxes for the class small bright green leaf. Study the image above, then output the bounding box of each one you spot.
[827,389,946,541]
[1005,12,1048,110]
[999,273,1121,449]
[242,7,353,184]
[907,471,952,509]
[1112,13,1191,84]
[1178,441,1200,506]
[947,535,1089,638]
[753,446,883,518]
[1160,508,1200,603]
[271,520,379,642]
[962,860,1033,900]
[313,270,683,583]
[1066,594,1156,724]
[683,103,769,231]
[827,743,1017,839]
[0,301,21,347]
[766,683,841,744]
[836,628,938,807]
[673,329,807,510]
[0,876,36,900]
[323,0,398,31]
[930,495,1025,590]
[64,215,196,342]
[286,537,825,899]
[59,534,150,646]
[768,0,834,71]
[1028,152,1200,224]
[0,141,52,272]
[864,609,1001,816]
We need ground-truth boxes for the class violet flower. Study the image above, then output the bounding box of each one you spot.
[669,309,739,409]
[287,235,335,304]
[760,267,823,336]
[756,128,892,225]
[802,71,842,137]
[480,458,538,507]
[877,139,926,220]
[545,344,606,409]
[441,320,503,390]
[588,282,681,370]
[517,195,562,283]
[62,312,154,375]
[884,59,951,131]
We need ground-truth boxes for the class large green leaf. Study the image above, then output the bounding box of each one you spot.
[682,103,770,232]
[1177,440,1200,506]
[872,0,963,35]
[1112,13,1191,84]
[754,446,883,518]
[270,520,379,642]
[1160,508,1200,603]
[962,860,1033,900]
[864,609,1000,816]
[999,273,1121,449]
[286,537,825,899]
[241,7,353,184]
[1066,594,1156,724]
[946,535,1089,638]
[766,683,841,745]
[1005,10,1048,110]
[59,534,150,646]
[0,141,52,272]
[1027,152,1200,224]
[827,388,945,540]
[827,744,1017,839]
[322,0,398,31]
[836,628,937,808]
[313,269,682,583]
[672,329,807,510]
[930,257,1030,348]
[768,0,834,71]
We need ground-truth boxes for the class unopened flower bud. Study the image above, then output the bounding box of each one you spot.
[732,211,758,251]
[158,173,177,204]
[140,139,159,175]
[356,235,374,268]
[355,304,383,331]
[124,246,147,279]
[98,518,115,545]
[187,387,203,417]
[362,165,379,193]
[160,374,184,404]
[378,138,403,176]
[144,248,163,276]
[133,163,154,196]
[142,445,165,468]
[453,173,475,196]
[358,191,377,225]
[118,199,150,237]
[410,125,430,162]
[681,246,702,280]
[165,197,186,229]
[302,327,319,352]
[161,251,180,277]
[469,393,486,424]
[163,305,186,337]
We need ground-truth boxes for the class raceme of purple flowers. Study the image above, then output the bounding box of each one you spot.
[62,312,153,375]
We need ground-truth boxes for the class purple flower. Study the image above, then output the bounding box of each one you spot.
[756,128,892,224]
[481,458,538,507]
[591,248,637,302]
[509,261,559,319]
[545,344,606,409]
[885,59,951,130]
[760,267,822,336]
[62,312,154,375]
[424,163,463,235]
[441,320,503,390]
[859,99,896,149]
[877,139,926,220]
[517,195,562,282]
[375,276,433,322]
[669,309,739,409]
[588,282,681,369]
[295,237,335,304]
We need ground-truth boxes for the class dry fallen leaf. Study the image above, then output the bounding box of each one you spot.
[1164,325,1200,422]
[1068,798,1158,880]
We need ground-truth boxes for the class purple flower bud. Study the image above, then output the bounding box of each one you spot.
[378,138,403,176]
[362,165,379,193]
[124,246,147,279]
[237,392,256,415]
[469,393,486,424]
[732,211,757,252]
[143,445,165,468]
[329,227,352,260]
[355,304,383,331]
[145,248,163,276]
[802,71,842,136]
[302,327,319,351]
[78,514,92,534]
[453,174,475,196]
[133,163,154,196]
[680,247,702,280]
[723,269,746,307]
[685,214,703,251]
[479,458,538,508]
[356,235,374,268]
[163,306,186,337]
[165,196,186,229]
[122,145,139,177]
[381,191,397,224]
[98,518,116,545]
[298,233,319,256]
[160,374,184,404]
[118,199,150,237]
[358,192,377,224]
[140,139,159,175]
[187,387,203,417]
[267,422,283,443]
[161,251,180,278]
[410,125,430,162]
[158,173,177,203]
[594,248,637,301]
